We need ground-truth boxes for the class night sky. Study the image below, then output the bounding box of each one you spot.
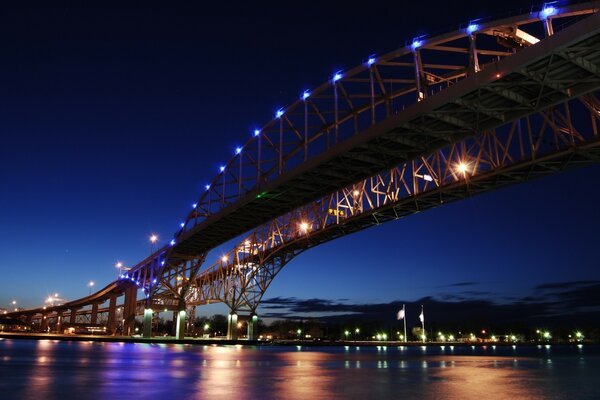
[1,1,599,326]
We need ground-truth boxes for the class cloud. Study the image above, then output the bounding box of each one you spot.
[438,282,478,288]
[534,280,600,291]
[258,280,600,328]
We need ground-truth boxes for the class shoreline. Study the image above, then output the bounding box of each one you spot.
[0,332,594,347]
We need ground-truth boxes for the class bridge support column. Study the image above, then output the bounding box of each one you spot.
[247,313,258,341]
[175,308,186,340]
[41,314,48,332]
[107,295,117,335]
[70,308,78,324]
[56,311,64,333]
[227,312,238,340]
[123,286,137,336]
[143,308,153,338]
[91,303,99,325]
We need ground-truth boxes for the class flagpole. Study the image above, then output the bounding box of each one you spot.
[420,305,425,343]
[403,304,407,343]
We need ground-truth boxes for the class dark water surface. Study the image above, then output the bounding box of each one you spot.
[0,339,598,399]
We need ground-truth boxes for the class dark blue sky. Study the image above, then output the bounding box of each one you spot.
[1,1,599,323]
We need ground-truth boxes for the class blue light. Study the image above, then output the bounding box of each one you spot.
[541,5,557,19]
[466,23,479,34]
[302,90,310,100]
[192,203,197,208]
[170,239,176,246]
[205,184,210,190]
[161,260,165,266]
[179,222,184,228]
[411,39,423,50]
[235,147,242,154]
[254,129,260,136]
[152,279,157,284]
[333,71,343,82]
[219,165,225,172]
[367,57,376,66]
[276,108,284,118]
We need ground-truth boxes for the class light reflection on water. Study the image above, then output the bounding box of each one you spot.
[0,340,598,399]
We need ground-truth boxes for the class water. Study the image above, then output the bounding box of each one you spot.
[0,339,598,399]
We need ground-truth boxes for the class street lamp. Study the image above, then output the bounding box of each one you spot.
[11,300,17,312]
[150,234,159,254]
[88,281,95,295]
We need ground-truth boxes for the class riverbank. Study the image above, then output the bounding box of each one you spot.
[0,332,593,347]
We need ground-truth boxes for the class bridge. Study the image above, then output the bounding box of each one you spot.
[6,2,600,340]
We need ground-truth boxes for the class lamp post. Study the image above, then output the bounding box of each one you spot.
[88,281,94,295]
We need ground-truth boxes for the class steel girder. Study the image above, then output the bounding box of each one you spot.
[184,93,600,312]
[173,5,600,257]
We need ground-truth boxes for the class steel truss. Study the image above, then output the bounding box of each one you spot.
[173,4,600,256]
[186,93,600,313]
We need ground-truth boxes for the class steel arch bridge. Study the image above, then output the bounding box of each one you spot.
[6,2,600,340]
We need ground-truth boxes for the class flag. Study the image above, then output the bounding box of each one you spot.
[397,306,405,320]
[419,307,424,323]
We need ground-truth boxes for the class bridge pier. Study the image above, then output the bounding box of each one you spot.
[143,308,153,338]
[107,295,117,335]
[41,314,48,332]
[56,311,63,333]
[91,303,99,325]
[69,308,78,324]
[123,286,137,336]
[227,312,238,340]
[247,313,258,340]
[175,308,186,340]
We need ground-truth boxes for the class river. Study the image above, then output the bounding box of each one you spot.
[0,339,598,399]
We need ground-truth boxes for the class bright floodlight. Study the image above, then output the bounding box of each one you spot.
[205,184,211,190]
[221,255,229,262]
[180,222,185,228]
[254,129,260,137]
[457,163,468,174]
[88,281,94,287]
[299,221,310,232]
[367,56,376,66]
[333,71,343,82]
[192,203,197,208]
[219,165,225,172]
[302,90,310,100]
[352,189,360,197]
[423,174,433,182]
[170,239,176,246]
[150,234,158,244]
[466,23,479,35]
[116,261,123,268]
[235,147,242,155]
[276,108,284,118]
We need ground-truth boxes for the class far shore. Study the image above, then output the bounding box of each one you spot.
[0,332,594,347]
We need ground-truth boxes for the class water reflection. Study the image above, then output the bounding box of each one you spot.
[0,340,598,399]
